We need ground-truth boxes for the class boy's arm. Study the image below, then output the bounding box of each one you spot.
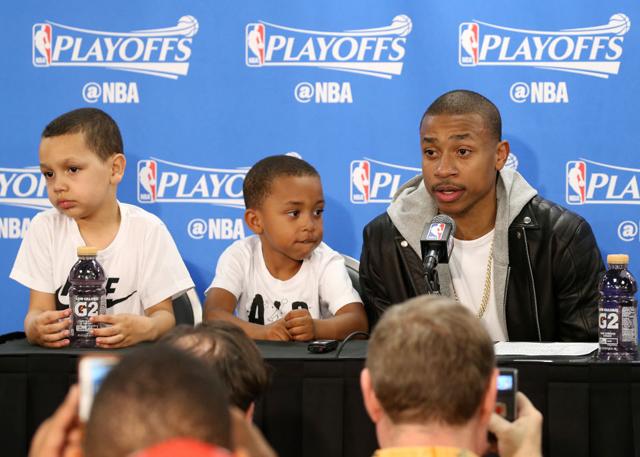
[285,302,368,341]
[24,290,71,348]
[205,288,291,341]
[91,298,175,348]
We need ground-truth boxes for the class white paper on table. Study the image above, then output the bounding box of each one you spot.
[494,342,598,357]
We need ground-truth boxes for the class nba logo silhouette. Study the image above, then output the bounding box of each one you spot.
[350,160,370,203]
[427,223,446,240]
[246,24,265,66]
[32,24,52,66]
[459,22,479,66]
[137,160,157,203]
[566,161,587,204]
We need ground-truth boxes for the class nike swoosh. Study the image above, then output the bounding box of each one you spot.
[107,291,137,308]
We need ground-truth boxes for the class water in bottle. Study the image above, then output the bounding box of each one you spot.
[598,254,638,360]
[69,246,107,348]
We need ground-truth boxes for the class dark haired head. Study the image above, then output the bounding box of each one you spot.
[162,321,270,412]
[420,90,502,142]
[42,108,124,161]
[243,155,319,209]
[84,344,231,457]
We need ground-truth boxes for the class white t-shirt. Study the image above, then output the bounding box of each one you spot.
[10,202,194,315]
[449,229,507,342]
[207,236,361,324]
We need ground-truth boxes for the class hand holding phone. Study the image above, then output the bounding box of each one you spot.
[78,355,120,422]
[496,368,518,421]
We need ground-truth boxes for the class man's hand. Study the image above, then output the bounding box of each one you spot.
[284,309,315,341]
[29,385,83,457]
[91,314,154,348]
[26,309,71,348]
[488,392,543,457]
[262,319,291,341]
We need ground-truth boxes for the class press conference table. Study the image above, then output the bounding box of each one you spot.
[1,337,640,457]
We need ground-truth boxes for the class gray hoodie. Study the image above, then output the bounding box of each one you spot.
[386,168,538,336]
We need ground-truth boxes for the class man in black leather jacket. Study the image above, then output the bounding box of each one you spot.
[359,90,604,341]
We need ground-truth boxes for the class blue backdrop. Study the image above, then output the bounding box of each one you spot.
[1,0,638,334]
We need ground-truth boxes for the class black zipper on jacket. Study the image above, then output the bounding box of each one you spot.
[522,227,542,341]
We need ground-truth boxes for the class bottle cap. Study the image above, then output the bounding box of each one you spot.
[607,254,629,265]
[77,246,98,256]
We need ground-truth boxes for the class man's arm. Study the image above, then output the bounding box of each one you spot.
[359,223,393,328]
[91,298,176,348]
[24,290,71,348]
[554,219,605,341]
[205,288,291,341]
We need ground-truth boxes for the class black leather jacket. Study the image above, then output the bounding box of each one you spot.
[359,196,605,342]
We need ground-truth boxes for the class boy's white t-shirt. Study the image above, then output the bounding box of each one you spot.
[449,229,507,342]
[10,202,194,315]
[207,236,361,324]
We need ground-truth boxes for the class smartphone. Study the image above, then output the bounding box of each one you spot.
[495,368,518,421]
[78,355,120,422]
[307,339,339,353]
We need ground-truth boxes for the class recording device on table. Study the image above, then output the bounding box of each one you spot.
[496,368,518,421]
[307,339,339,353]
[420,214,456,294]
[78,355,120,422]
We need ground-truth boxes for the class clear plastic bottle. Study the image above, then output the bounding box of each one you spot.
[598,254,638,360]
[68,246,107,348]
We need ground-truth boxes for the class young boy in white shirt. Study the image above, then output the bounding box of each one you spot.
[205,155,368,341]
[10,108,194,348]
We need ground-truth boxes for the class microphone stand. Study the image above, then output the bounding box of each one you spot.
[423,259,441,295]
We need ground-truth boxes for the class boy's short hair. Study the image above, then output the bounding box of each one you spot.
[42,107,124,161]
[84,345,231,457]
[243,155,319,209]
[366,296,495,426]
[163,321,270,412]
[420,89,502,142]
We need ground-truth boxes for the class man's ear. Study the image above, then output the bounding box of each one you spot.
[495,140,510,171]
[361,368,383,424]
[110,153,126,185]
[244,209,263,235]
[479,368,498,426]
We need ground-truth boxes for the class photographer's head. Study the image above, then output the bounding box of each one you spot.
[361,296,498,453]
[84,345,231,457]
[162,321,270,418]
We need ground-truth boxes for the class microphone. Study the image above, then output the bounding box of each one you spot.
[420,214,456,274]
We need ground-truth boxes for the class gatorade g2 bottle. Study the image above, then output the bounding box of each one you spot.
[598,254,638,360]
[69,246,107,348]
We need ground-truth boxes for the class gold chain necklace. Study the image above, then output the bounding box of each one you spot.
[452,236,494,319]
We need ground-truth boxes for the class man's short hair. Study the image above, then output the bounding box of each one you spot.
[420,90,502,142]
[162,321,270,412]
[243,155,319,209]
[84,345,231,457]
[366,296,495,426]
[42,108,124,161]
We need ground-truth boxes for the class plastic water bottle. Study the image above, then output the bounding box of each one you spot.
[69,246,107,348]
[598,254,638,360]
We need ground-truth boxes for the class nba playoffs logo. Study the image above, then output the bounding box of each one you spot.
[246,15,412,79]
[427,223,446,241]
[350,158,419,204]
[566,161,586,204]
[566,159,640,205]
[459,13,630,78]
[32,16,198,79]
[138,160,157,203]
[136,157,250,208]
[0,166,50,210]
[350,161,370,203]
